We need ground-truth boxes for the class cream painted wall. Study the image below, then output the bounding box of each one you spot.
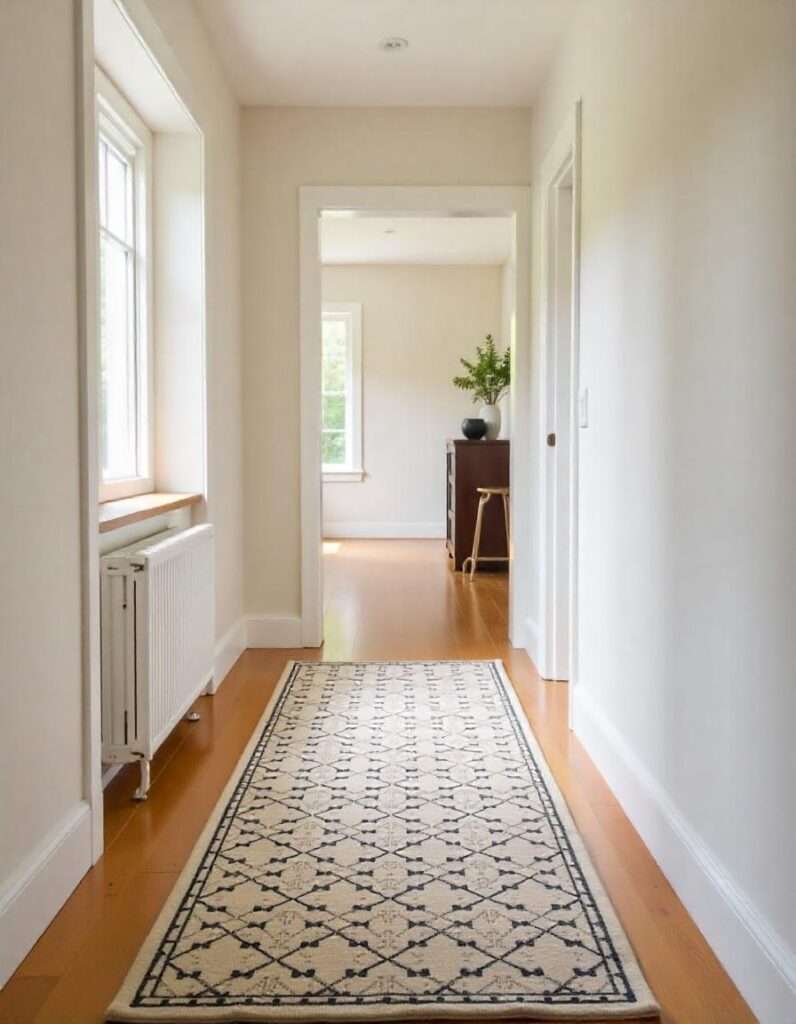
[153,133,205,498]
[140,0,244,643]
[242,107,531,614]
[529,1,796,1018]
[322,264,503,534]
[499,259,515,439]
[0,0,245,984]
[0,0,85,893]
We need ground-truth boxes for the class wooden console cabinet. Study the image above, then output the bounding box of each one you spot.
[446,439,510,571]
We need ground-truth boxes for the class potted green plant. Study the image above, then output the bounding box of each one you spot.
[452,334,510,440]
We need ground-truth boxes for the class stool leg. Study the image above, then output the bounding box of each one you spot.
[502,493,511,554]
[467,492,490,581]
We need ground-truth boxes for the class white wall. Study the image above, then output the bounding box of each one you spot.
[499,259,515,439]
[0,0,90,982]
[529,2,796,1019]
[153,133,205,497]
[322,264,503,537]
[0,0,245,985]
[138,0,245,650]
[242,107,531,617]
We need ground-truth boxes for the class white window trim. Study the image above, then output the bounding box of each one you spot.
[322,302,363,482]
[95,66,154,502]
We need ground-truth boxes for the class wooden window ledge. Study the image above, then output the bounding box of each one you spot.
[99,492,202,533]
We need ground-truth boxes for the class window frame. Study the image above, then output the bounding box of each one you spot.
[321,302,363,482]
[95,67,154,502]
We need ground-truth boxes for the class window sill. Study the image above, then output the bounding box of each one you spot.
[99,491,202,533]
[323,469,364,483]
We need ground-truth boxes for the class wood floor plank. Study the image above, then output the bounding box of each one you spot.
[29,874,179,1024]
[0,977,58,1024]
[0,540,755,1023]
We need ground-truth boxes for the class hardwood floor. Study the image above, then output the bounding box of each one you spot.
[0,540,754,1023]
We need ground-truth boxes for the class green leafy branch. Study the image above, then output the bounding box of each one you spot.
[452,334,511,406]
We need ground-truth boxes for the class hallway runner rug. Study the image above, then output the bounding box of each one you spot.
[108,661,657,1021]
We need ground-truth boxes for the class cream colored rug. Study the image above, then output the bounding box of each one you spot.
[108,661,658,1021]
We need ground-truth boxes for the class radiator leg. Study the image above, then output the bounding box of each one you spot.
[185,711,201,722]
[134,759,151,801]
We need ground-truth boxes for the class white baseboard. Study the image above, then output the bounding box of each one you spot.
[101,763,124,789]
[0,801,92,987]
[323,521,446,539]
[573,687,796,1024]
[246,614,303,648]
[524,616,540,673]
[213,617,246,690]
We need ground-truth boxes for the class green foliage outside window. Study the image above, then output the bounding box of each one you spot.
[322,318,348,466]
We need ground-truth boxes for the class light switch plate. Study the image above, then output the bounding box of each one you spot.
[579,387,589,428]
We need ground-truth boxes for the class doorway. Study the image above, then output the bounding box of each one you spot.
[299,187,531,650]
[317,214,514,645]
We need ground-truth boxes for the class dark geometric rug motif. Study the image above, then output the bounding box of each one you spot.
[108,660,657,1021]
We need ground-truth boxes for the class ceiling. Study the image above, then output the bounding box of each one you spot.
[193,0,580,107]
[320,215,512,266]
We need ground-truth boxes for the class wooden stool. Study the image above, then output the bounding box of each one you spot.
[462,486,510,580]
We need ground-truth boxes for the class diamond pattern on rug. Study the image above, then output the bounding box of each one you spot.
[111,661,657,1020]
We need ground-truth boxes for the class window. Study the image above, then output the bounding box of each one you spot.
[321,303,363,481]
[96,70,153,501]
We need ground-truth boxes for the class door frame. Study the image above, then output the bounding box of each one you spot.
[537,103,582,721]
[299,186,531,648]
[75,0,103,863]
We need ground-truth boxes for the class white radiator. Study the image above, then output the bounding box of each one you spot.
[100,524,215,799]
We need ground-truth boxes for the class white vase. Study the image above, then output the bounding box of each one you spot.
[479,404,501,440]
